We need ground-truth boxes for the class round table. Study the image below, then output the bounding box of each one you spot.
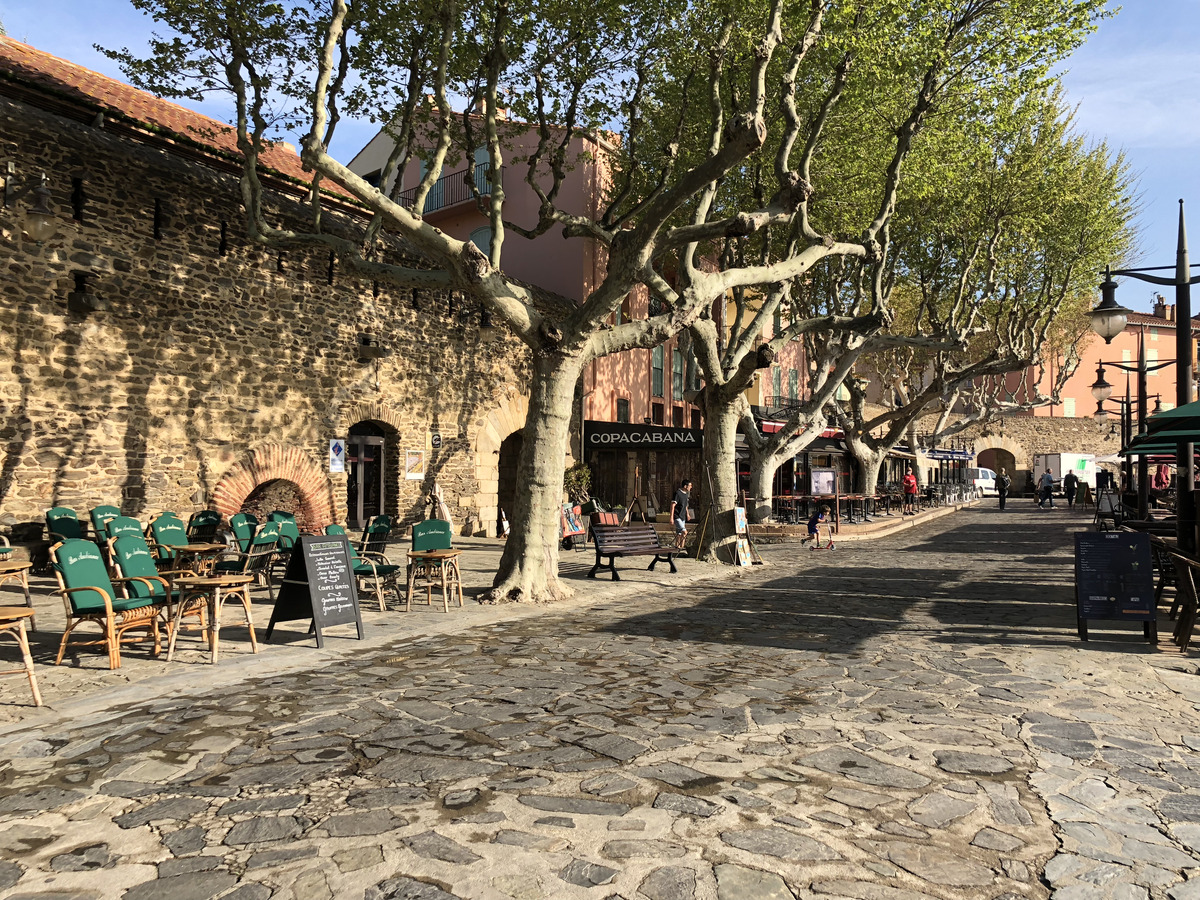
[167,574,258,664]
[0,560,35,631]
[406,549,464,613]
[161,542,227,575]
[0,607,42,706]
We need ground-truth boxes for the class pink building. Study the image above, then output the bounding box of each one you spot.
[1011,298,1199,420]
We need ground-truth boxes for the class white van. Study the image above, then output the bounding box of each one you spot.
[967,467,998,496]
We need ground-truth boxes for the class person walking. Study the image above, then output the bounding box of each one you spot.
[670,480,692,551]
[1063,469,1079,512]
[902,466,919,516]
[997,467,1011,510]
[1038,468,1055,509]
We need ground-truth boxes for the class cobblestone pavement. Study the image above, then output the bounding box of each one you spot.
[1,507,1198,900]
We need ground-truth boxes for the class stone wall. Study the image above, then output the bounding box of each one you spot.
[0,95,531,536]
[927,414,1122,492]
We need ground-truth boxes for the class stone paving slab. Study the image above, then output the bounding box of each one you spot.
[0,506,1197,900]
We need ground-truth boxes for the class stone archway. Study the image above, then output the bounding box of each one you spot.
[971,435,1028,472]
[211,443,335,529]
[473,392,529,537]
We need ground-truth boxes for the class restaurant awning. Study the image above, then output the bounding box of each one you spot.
[1145,400,1200,436]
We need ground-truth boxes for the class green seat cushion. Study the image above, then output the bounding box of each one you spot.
[354,563,400,577]
[111,595,160,613]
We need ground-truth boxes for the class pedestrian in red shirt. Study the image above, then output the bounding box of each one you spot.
[902,466,919,516]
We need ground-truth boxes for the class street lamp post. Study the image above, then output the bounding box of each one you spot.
[1090,200,1200,551]
[1090,332,1170,519]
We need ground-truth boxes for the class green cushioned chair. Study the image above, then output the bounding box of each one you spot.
[268,511,301,552]
[148,513,190,564]
[50,538,166,669]
[90,505,121,540]
[0,535,12,558]
[229,513,258,553]
[46,507,84,542]
[105,516,145,542]
[214,521,278,601]
[187,509,222,542]
[326,524,399,611]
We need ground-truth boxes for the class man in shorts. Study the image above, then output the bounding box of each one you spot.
[670,480,692,551]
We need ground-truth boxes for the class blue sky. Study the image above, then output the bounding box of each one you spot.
[2,0,1193,313]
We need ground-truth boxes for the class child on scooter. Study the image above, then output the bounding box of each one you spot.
[802,504,834,550]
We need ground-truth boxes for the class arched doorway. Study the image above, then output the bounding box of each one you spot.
[347,421,393,529]
[977,447,1016,476]
[496,431,523,534]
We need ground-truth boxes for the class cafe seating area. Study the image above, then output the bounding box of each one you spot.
[0,504,463,706]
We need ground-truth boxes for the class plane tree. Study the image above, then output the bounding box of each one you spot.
[107,0,1109,597]
[833,92,1134,495]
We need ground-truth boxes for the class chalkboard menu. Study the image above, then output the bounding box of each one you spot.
[1074,532,1156,642]
[267,535,364,647]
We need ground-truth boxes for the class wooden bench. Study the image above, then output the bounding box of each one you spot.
[588,523,680,581]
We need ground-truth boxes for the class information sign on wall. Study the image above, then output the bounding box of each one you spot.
[810,468,837,496]
[405,449,426,481]
[329,439,346,473]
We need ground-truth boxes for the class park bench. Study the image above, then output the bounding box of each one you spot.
[588,523,680,581]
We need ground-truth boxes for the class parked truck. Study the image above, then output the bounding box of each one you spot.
[1033,453,1097,494]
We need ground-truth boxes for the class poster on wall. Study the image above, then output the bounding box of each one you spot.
[810,468,837,496]
[405,449,426,481]
[329,439,346,474]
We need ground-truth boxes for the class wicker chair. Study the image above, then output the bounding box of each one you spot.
[50,539,168,669]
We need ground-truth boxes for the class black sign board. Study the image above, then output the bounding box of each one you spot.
[267,535,364,648]
[1073,531,1157,642]
[584,420,702,452]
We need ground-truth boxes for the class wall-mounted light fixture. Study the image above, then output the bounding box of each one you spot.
[67,271,108,314]
[3,165,60,243]
[478,306,498,343]
[356,332,392,362]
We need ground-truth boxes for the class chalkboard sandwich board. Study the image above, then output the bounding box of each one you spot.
[267,535,364,648]
[1073,531,1157,643]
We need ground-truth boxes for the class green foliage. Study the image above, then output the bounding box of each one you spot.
[563,460,592,502]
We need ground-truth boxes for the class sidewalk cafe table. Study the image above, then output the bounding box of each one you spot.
[772,496,802,525]
[0,607,42,706]
[405,548,464,613]
[166,574,258,664]
[0,560,35,630]
[162,542,227,576]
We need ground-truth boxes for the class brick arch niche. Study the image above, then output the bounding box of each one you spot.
[211,443,335,529]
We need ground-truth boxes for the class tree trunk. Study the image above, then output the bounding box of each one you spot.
[845,436,889,498]
[695,395,741,562]
[748,447,788,523]
[857,447,889,497]
[481,353,583,603]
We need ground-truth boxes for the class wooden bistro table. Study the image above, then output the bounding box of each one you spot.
[405,549,464,613]
[162,542,227,576]
[0,607,42,706]
[167,574,258,664]
[0,560,35,631]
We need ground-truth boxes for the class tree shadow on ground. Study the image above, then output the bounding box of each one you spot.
[598,511,1166,657]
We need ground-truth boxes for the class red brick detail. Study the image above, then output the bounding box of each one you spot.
[211,444,334,529]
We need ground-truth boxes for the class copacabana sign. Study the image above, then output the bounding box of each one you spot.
[584,421,702,451]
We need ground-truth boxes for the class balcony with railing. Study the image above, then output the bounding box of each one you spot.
[396,164,502,216]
